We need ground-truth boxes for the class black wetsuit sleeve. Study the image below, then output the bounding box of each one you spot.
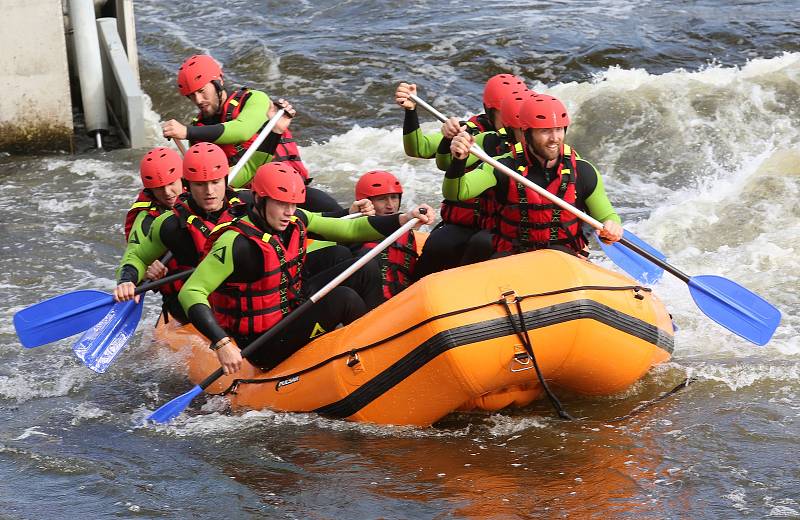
[437,136,453,155]
[257,131,281,155]
[575,160,599,202]
[118,265,139,285]
[322,207,351,218]
[186,124,224,143]
[186,304,228,345]
[403,109,420,135]
[366,214,402,236]
[445,157,468,179]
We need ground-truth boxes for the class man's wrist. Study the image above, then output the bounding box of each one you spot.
[210,336,233,351]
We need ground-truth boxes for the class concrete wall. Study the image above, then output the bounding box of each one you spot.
[0,0,73,153]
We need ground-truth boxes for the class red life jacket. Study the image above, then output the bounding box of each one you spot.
[124,190,161,241]
[124,189,182,295]
[192,87,309,180]
[358,230,418,299]
[207,215,306,337]
[161,190,243,297]
[440,118,509,230]
[494,144,587,255]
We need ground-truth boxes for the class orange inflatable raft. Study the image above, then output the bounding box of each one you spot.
[154,249,674,426]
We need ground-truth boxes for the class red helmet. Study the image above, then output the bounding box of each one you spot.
[252,162,306,203]
[182,143,229,182]
[518,95,570,129]
[176,54,222,96]
[500,90,538,129]
[355,170,403,200]
[139,147,182,188]
[483,74,527,110]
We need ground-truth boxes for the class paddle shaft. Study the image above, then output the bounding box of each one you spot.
[456,124,690,281]
[228,108,286,185]
[173,137,187,156]
[193,213,424,391]
[409,93,606,230]
[134,267,193,296]
[64,268,192,317]
[408,93,677,263]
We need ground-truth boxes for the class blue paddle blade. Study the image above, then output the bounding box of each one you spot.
[599,230,666,284]
[73,296,146,373]
[689,275,781,346]
[147,385,204,424]
[14,290,115,348]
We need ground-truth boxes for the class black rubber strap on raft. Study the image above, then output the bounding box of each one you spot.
[500,291,575,421]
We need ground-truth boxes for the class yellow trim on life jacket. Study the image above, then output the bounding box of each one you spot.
[130,201,152,210]
[211,221,233,234]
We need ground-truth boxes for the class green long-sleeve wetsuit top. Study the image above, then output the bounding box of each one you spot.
[116,189,252,285]
[402,108,443,159]
[435,127,512,173]
[122,208,161,266]
[433,113,503,172]
[178,204,408,345]
[403,108,507,175]
[186,88,281,188]
[442,151,621,225]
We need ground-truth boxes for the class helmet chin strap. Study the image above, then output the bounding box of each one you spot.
[212,79,225,114]
[256,195,269,221]
[522,129,536,166]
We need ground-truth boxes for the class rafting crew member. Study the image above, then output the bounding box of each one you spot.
[350,170,422,299]
[161,53,343,213]
[177,162,434,374]
[397,76,529,279]
[113,142,253,323]
[119,147,186,309]
[446,94,623,257]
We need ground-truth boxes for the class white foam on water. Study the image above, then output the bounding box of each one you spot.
[684,362,800,392]
[521,55,800,369]
[485,414,551,436]
[135,405,473,440]
[68,403,109,426]
[0,358,90,402]
[299,122,445,209]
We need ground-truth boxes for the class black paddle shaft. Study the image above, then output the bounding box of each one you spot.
[196,298,315,390]
[618,237,690,283]
[133,268,195,295]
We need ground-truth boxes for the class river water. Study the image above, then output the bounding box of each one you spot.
[1,0,799,518]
